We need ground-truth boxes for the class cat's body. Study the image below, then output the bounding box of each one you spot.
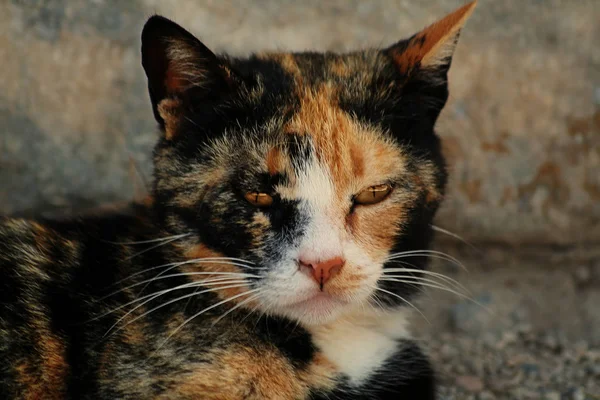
[0,2,476,399]
[1,208,433,399]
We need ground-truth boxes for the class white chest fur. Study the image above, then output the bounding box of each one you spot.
[307,308,410,385]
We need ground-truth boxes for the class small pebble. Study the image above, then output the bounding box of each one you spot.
[477,391,496,400]
[455,375,484,393]
[542,335,562,352]
[516,322,533,334]
[572,388,585,400]
[521,363,540,377]
[544,391,561,400]
[513,388,541,399]
[573,265,591,285]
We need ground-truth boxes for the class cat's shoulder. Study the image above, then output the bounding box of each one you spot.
[0,203,149,266]
[0,217,60,261]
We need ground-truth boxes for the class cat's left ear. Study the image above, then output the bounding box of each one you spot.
[141,15,239,139]
[387,1,476,78]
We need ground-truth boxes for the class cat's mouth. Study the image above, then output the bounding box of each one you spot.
[284,292,344,309]
[277,291,350,323]
[261,261,379,324]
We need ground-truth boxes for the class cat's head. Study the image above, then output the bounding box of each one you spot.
[141,2,475,325]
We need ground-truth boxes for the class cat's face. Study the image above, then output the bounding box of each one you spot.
[142,4,474,325]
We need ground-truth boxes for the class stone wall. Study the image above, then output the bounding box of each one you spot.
[2,0,599,246]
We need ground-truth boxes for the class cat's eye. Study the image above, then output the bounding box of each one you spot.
[244,192,274,207]
[353,184,393,205]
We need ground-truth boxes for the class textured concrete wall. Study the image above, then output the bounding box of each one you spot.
[1,0,599,246]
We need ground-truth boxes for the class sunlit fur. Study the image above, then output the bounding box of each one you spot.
[0,3,476,399]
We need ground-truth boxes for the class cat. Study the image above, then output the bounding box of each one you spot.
[0,2,476,399]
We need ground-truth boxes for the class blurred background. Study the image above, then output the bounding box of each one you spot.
[1,1,599,398]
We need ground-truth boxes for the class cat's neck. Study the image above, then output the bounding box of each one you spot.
[305,307,411,385]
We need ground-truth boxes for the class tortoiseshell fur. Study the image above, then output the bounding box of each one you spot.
[1,3,476,399]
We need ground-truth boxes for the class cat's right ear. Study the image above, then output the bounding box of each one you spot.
[141,15,237,139]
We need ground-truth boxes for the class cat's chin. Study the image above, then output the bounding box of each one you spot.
[276,292,351,326]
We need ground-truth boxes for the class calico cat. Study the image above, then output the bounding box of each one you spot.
[0,2,476,399]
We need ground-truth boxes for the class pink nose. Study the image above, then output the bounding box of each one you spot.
[299,257,345,289]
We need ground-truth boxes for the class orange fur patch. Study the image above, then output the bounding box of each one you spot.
[258,53,303,84]
[329,58,351,77]
[285,84,356,193]
[353,203,405,260]
[16,334,69,400]
[141,194,154,208]
[391,1,477,74]
[349,140,365,178]
[121,320,148,347]
[157,98,182,140]
[183,244,257,306]
[298,352,338,392]
[15,362,42,399]
[412,173,441,205]
[266,147,283,176]
[165,64,186,93]
[282,81,410,262]
[249,212,271,253]
[168,345,306,400]
[40,335,69,391]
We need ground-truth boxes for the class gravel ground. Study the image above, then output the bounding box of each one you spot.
[414,248,600,400]
[429,329,600,399]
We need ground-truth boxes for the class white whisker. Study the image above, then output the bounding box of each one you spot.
[185,256,257,266]
[430,224,481,254]
[135,260,262,297]
[93,276,249,321]
[381,275,444,298]
[240,297,267,326]
[154,288,262,353]
[101,270,259,301]
[372,286,430,325]
[113,257,261,286]
[125,235,188,260]
[387,249,463,263]
[368,293,387,314]
[380,277,469,300]
[388,249,463,263]
[381,277,490,313]
[381,273,465,294]
[102,233,191,246]
[92,281,202,321]
[211,292,263,327]
[387,250,467,271]
[182,284,204,314]
[104,282,250,338]
[383,266,469,293]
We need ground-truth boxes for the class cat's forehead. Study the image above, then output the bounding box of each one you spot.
[254,51,384,80]
[220,52,406,187]
[282,84,401,185]
[249,50,390,105]
[228,97,405,200]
